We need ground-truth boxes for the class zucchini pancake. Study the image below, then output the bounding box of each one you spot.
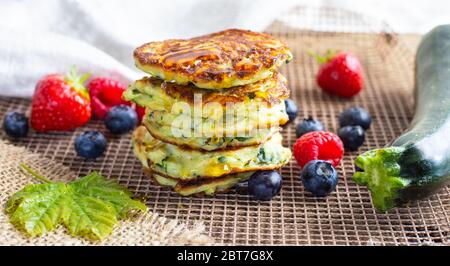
[132,126,291,180]
[128,29,293,196]
[134,29,292,89]
[124,73,289,150]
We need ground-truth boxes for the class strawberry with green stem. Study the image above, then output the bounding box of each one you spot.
[31,66,92,132]
[310,50,364,98]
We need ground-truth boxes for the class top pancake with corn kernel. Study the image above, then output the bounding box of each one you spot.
[134,29,292,89]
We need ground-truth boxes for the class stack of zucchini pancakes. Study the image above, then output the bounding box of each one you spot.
[124,29,293,196]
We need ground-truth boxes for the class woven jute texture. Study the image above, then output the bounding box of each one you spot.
[0,6,449,245]
[0,140,214,245]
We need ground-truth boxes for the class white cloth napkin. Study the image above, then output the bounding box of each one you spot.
[0,0,295,98]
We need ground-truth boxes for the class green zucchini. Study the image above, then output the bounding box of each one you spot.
[353,25,450,211]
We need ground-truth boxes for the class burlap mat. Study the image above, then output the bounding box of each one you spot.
[0,140,214,245]
[0,6,448,246]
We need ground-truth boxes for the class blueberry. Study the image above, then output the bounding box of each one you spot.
[338,125,365,151]
[295,117,325,138]
[234,180,249,195]
[105,105,138,134]
[339,107,371,130]
[75,131,107,159]
[284,99,298,124]
[248,170,282,200]
[301,160,338,197]
[3,112,28,138]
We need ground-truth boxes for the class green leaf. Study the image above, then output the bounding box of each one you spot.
[7,182,68,237]
[62,190,117,240]
[70,172,147,219]
[6,165,147,240]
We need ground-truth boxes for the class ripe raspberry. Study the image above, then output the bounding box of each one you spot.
[135,105,145,121]
[293,131,344,168]
[87,77,129,119]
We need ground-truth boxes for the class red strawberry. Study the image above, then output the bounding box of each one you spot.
[31,67,91,132]
[314,51,363,97]
[87,77,129,119]
[293,131,344,168]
